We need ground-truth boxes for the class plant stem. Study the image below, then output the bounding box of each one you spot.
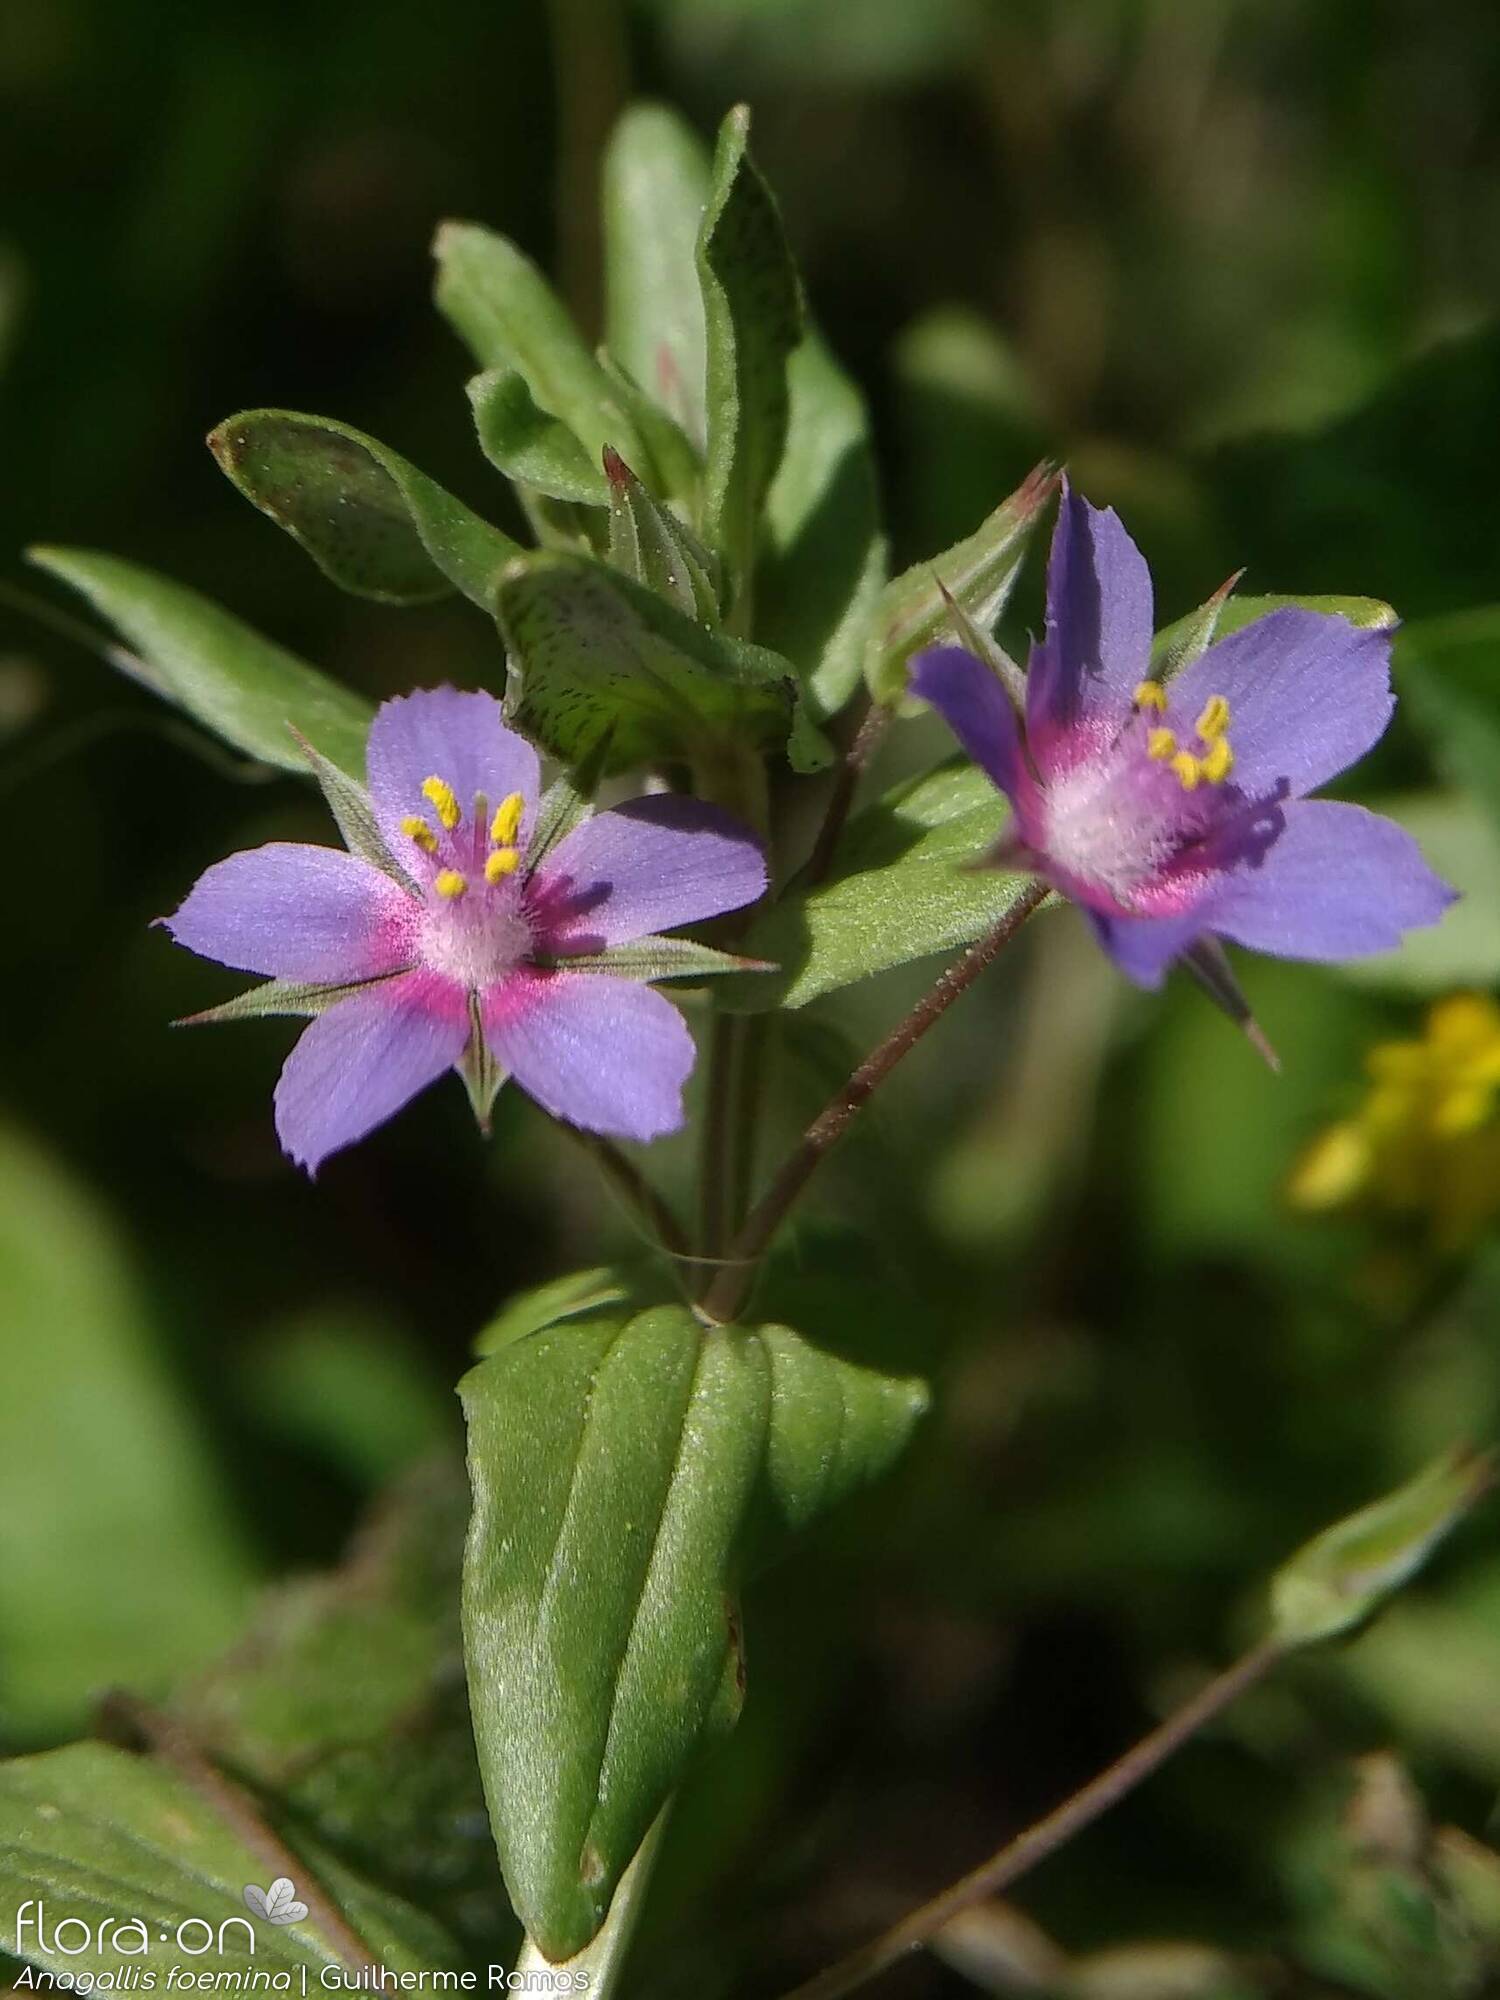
[699,880,1049,1322]
[804,697,890,886]
[775,1638,1284,2000]
[573,1131,692,1266]
[98,1692,381,1975]
[514,1809,670,1995]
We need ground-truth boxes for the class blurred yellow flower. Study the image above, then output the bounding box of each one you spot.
[1290,995,1500,1245]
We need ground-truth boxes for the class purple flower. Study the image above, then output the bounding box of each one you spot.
[165,688,766,1171]
[910,482,1455,991]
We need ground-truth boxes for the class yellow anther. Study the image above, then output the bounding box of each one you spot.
[1133,680,1167,712]
[1195,694,1231,742]
[400,814,438,854]
[1147,727,1177,761]
[490,791,525,846]
[422,775,462,830]
[1171,751,1203,791]
[485,848,522,884]
[1199,736,1234,785]
[434,868,468,900]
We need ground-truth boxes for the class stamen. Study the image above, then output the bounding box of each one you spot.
[400,814,438,854]
[1171,751,1203,791]
[1133,680,1167,712]
[434,868,468,900]
[490,792,525,846]
[422,776,462,830]
[485,848,521,883]
[1195,694,1231,742]
[1147,728,1177,762]
[1199,736,1234,785]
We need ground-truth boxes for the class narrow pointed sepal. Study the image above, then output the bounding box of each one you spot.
[288,724,417,891]
[459,994,508,1133]
[1182,937,1280,1072]
[538,936,776,984]
[936,575,1027,710]
[175,972,400,1027]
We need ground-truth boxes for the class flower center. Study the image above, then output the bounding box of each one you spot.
[1133,680,1236,790]
[399,776,534,989]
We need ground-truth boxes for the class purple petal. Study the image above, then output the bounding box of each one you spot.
[1087,909,1207,989]
[1210,799,1456,961]
[273,971,469,1174]
[483,971,695,1141]
[909,646,1036,815]
[528,796,767,952]
[365,687,541,858]
[1168,609,1394,801]
[1027,480,1154,768]
[165,844,416,981]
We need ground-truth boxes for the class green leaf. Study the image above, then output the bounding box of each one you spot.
[722,759,1039,1011]
[474,1267,635,1358]
[176,1459,503,1959]
[604,446,721,621]
[759,330,888,721]
[460,1303,926,1959]
[602,103,712,450]
[0,1126,251,1740]
[494,549,795,771]
[1151,590,1397,676]
[0,1742,460,1975]
[1397,609,1500,833]
[866,460,1058,706]
[468,366,611,507]
[697,105,804,606]
[28,547,372,775]
[1269,1447,1494,1651]
[434,222,647,473]
[208,409,521,608]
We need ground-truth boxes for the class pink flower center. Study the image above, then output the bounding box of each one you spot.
[398,776,535,990]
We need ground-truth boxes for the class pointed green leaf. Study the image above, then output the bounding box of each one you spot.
[1151,590,1396,679]
[604,446,721,621]
[1270,1448,1494,1650]
[602,103,712,449]
[460,1304,926,1959]
[0,1743,461,1976]
[494,549,794,771]
[473,1268,634,1358]
[208,409,520,608]
[722,759,1041,1011]
[867,460,1059,706]
[697,105,804,605]
[468,366,611,507]
[28,547,372,774]
[434,222,647,472]
[759,330,887,721]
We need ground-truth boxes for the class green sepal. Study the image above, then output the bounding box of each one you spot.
[493,549,800,773]
[1269,1447,1495,1651]
[525,731,616,869]
[457,996,507,1133]
[208,409,521,608]
[176,973,399,1027]
[759,330,888,721]
[938,576,1027,707]
[460,1301,926,1960]
[696,105,804,605]
[604,446,721,622]
[866,460,1059,707]
[28,546,372,775]
[597,350,703,507]
[1151,590,1397,680]
[467,366,611,508]
[433,222,648,475]
[602,103,711,449]
[537,935,773,984]
[288,725,412,887]
[722,759,1039,1012]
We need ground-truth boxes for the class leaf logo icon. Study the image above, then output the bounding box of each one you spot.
[243,1878,310,1926]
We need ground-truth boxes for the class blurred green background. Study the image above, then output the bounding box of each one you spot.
[6,1,1500,1993]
